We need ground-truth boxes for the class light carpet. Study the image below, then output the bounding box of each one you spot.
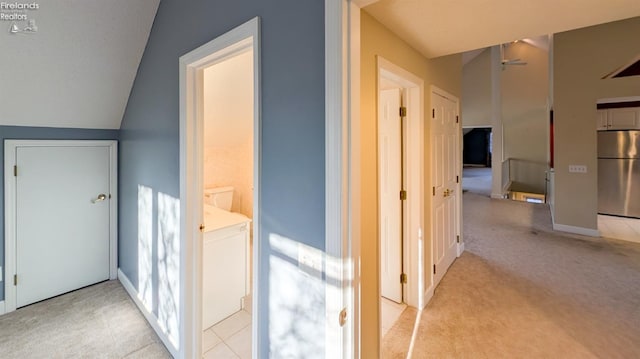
[462,167,492,197]
[382,192,640,358]
[0,280,171,358]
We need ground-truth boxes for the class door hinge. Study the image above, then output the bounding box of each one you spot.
[456,175,459,183]
[432,109,435,118]
[399,107,407,117]
[433,265,436,275]
[400,273,407,284]
[13,165,17,177]
[14,274,17,286]
[400,190,407,201]
[456,115,459,123]
[339,308,347,327]
[457,235,460,243]
[432,187,436,196]
[199,224,205,232]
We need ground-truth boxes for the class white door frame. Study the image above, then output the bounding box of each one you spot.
[179,17,260,359]
[3,139,118,314]
[377,57,425,310]
[325,1,351,358]
[326,0,365,357]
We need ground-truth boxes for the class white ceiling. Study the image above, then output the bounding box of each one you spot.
[0,0,160,129]
[362,0,640,59]
[3,1,638,131]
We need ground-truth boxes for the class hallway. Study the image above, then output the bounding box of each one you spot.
[381,192,640,358]
[462,167,492,197]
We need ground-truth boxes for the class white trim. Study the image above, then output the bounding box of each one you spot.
[490,46,504,199]
[431,86,459,102]
[462,125,493,129]
[597,96,640,104]
[457,242,465,257]
[377,56,425,311]
[109,144,119,280]
[118,269,177,357]
[325,1,352,358]
[347,2,361,358]
[3,140,117,314]
[422,285,435,307]
[179,17,260,359]
[4,142,16,313]
[491,193,507,199]
[552,223,600,237]
[250,24,262,359]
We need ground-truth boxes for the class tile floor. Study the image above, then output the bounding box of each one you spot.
[381,297,406,338]
[203,310,252,359]
[598,215,640,243]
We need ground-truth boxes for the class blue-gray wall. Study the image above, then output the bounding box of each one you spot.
[0,126,119,301]
[118,0,326,356]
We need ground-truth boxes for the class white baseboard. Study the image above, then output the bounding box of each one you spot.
[421,286,435,309]
[0,300,5,315]
[552,223,600,237]
[491,193,506,199]
[118,269,178,358]
[457,242,465,257]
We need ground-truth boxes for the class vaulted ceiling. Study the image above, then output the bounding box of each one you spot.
[1,0,160,129]
[3,1,640,130]
[361,0,640,59]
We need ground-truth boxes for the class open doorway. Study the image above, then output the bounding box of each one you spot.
[462,127,493,197]
[378,84,407,337]
[179,18,260,359]
[377,57,425,340]
[201,45,254,358]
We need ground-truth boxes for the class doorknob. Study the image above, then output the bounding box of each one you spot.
[92,194,107,203]
[443,189,450,197]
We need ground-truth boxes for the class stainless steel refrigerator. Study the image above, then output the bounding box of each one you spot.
[598,130,640,218]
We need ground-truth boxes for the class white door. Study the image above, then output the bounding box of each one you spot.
[379,88,403,303]
[15,145,111,307]
[432,92,459,287]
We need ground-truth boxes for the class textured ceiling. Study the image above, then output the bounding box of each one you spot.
[363,0,640,58]
[1,0,160,129]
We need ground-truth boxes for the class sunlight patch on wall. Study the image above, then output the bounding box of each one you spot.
[269,233,325,358]
[158,191,181,348]
[138,184,153,312]
[136,185,181,351]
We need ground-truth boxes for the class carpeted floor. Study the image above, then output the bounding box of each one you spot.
[382,192,640,358]
[0,280,171,358]
[462,167,492,197]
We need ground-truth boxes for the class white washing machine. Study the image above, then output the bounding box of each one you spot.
[202,204,251,329]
